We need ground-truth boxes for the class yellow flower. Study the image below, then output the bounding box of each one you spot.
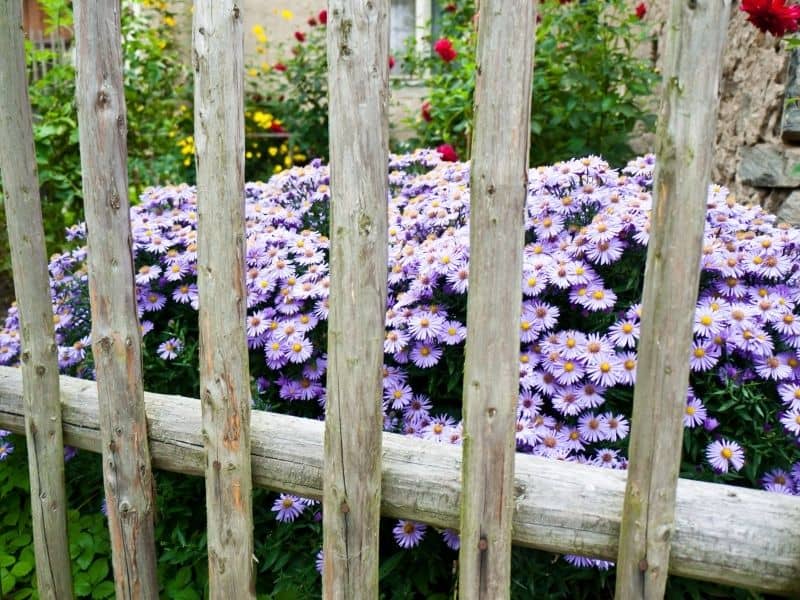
[246,151,253,159]
[248,68,258,77]
[279,9,293,20]
[163,15,176,27]
[274,165,283,173]
[268,146,278,157]
[261,62,270,71]
[283,155,292,167]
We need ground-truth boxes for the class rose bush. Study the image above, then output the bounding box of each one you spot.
[2,151,797,597]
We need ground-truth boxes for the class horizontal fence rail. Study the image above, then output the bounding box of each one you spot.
[1,367,799,597]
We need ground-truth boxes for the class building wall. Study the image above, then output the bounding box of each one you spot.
[647,1,793,212]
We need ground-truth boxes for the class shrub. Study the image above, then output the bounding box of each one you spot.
[399,0,658,167]
[1,151,797,597]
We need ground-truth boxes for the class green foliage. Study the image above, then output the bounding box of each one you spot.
[399,0,658,167]
[0,0,193,306]
[247,19,330,167]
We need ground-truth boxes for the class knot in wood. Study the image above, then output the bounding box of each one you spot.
[20,351,30,364]
[232,4,240,19]
[478,537,488,551]
[638,558,648,572]
[340,501,350,514]
[96,89,110,108]
[35,365,46,376]
[119,500,131,514]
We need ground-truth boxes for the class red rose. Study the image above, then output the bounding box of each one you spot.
[295,31,306,43]
[635,2,647,18]
[421,101,432,123]
[444,3,457,11]
[270,122,286,134]
[741,0,800,36]
[318,9,328,25]
[274,62,287,72]
[433,38,457,63]
[389,55,396,70]
[436,143,458,162]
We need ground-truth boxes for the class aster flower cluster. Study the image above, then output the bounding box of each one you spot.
[3,149,800,569]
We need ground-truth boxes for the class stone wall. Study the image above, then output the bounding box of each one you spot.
[649,1,798,220]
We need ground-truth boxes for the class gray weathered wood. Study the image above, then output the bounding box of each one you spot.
[1,368,799,596]
[323,1,390,598]
[0,3,73,597]
[72,1,160,596]
[458,1,535,597]
[615,1,732,598]
[192,2,255,597]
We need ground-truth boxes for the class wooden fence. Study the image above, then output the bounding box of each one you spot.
[0,0,798,599]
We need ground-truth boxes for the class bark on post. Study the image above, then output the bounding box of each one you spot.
[0,2,73,597]
[615,1,732,598]
[458,1,536,597]
[192,1,255,597]
[322,1,390,597]
[72,1,160,597]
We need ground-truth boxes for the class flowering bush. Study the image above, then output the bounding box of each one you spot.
[399,0,658,167]
[2,151,799,596]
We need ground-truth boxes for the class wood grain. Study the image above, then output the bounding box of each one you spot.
[1,368,799,596]
[192,1,255,597]
[0,2,73,597]
[614,1,733,598]
[72,1,159,596]
[459,1,536,597]
[323,1,390,598]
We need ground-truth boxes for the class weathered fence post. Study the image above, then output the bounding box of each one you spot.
[615,0,732,598]
[322,1,390,597]
[0,2,73,597]
[458,1,536,597]
[72,0,160,596]
[192,1,255,597]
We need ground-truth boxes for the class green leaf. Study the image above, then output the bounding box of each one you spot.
[87,558,109,584]
[10,560,33,578]
[2,572,17,595]
[91,580,115,599]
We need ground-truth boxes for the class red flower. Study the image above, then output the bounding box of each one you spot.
[307,17,318,27]
[421,101,432,123]
[635,2,647,18]
[444,3,457,11]
[295,31,306,43]
[389,55,396,70]
[274,62,287,72]
[436,144,458,162]
[318,9,328,25]
[270,122,286,134]
[741,0,800,36]
[433,38,457,63]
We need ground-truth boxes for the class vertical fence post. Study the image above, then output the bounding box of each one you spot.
[458,1,536,597]
[192,1,255,597]
[0,3,73,598]
[615,0,732,598]
[323,1,390,597]
[72,1,160,596]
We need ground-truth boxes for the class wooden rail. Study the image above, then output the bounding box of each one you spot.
[1,368,799,597]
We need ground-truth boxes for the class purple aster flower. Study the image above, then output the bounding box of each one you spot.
[0,439,14,460]
[578,413,609,443]
[157,338,183,360]
[780,408,800,437]
[703,416,720,432]
[64,446,78,462]
[705,439,745,473]
[271,493,306,522]
[392,520,426,549]
[601,412,629,441]
[754,353,793,381]
[0,429,10,438]
[762,468,794,490]
[608,318,639,348]
[683,398,707,428]
[384,328,409,354]
[410,342,442,368]
[441,528,460,550]
[315,550,324,574]
[286,337,313,364]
